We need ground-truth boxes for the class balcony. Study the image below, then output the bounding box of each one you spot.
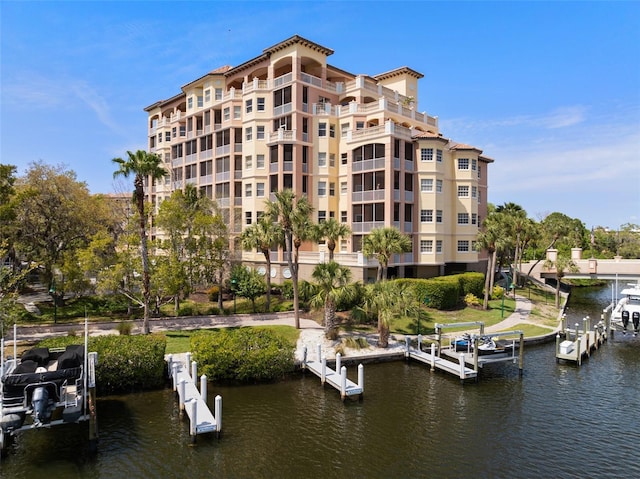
[267,129,296,144]
[273,72,293,88]
[352,221,385,233]
[216,144,231,156]
[351,189,386,203]
[352,157,386,172]
[215,171,230,182]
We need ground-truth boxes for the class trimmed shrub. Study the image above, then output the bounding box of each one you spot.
[207,285,220,302]
[464,293,481,308]
[191,328,295,382]
[38,334,167,395]
[116,321,133,335]
[455,272,485,298]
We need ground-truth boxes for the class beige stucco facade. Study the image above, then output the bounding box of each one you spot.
[144,35,492,283]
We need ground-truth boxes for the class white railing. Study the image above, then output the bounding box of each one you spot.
[268,129,296,142]
[216,144,231,156]
[352,157,386,172]
[300,72,323,88]
[215,171,230,182]
[351,189,386,203]
[352,221,385,233]
[273,72,293,88]
[274,102,293,117]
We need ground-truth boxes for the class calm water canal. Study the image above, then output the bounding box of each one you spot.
[1,285,639,479]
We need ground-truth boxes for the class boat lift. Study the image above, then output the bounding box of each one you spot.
[434,322,525,376]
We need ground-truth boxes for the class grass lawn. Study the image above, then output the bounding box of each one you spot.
[164,325,299,355]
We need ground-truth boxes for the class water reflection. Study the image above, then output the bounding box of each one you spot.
[1,284,639,478]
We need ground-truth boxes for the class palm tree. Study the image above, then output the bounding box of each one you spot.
[476,218,500,310]
[360,280,417,348]
[362,227,412,281]
[112,150,167,334]
[240,215,283,312]
[265,189,313,328]
[310,261,353,338]
[316,218,351,261]
[543,255,578,308]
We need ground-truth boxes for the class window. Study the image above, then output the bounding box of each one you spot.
[329,154,335,167]
[341,123,349,138]
[478,166,482,179]
[318,210,326,223]
[318,152,327,167]
[234,106,241,119]
[472,159,477,171]
[245,183,252,197]
[436,240,443,253]
[318,181,327,196]
[340,239,347,252]
[257,182,265,197]
[420,240,433,253]
[472,241,477,251]
[341,153,348,165]
[458,186,469,197]
[223,107,230,121]
[472,186,477,198]
[458,240,470,252]
[205,89,211,103]
[318,122,327,137]
[458,213,469,224]
[256,154,265,168]
[329,182,335,196]
[257,126,265,140]
[356,121,365,130]
[436,149,443,162]
[420,209,433,223]
[458,158,469,170]
[436,210,443,223]
[420,148,433,162]
[245,99,253,113]
[245,127,252,141]
[472,213,477,225]
[257,97,265,111]
[421,178,433,192]
[245,211,252,225]
[215,88,223,100]
[187,97,193,109]
[340,181,347,194]
[436,179,443,193]
[197,96,203,108]
[165,131,171,142]
[341,211,347,223]
[245,155,252,169]
[329,124,336,138]
[478,190,482,203]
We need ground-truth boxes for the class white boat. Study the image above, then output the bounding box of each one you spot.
[611,282,640,335]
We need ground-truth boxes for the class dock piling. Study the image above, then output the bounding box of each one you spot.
[190,399,197,441]
[336,352,341,374]
[321,356,327,384]
[185,353,191,375]
[340,366,347,400]
[178,379,186,414]
[430,343,436,371]
[191,361,198,386]
[200,375,207,404]
[459,353,466,380]
[172,363,178,391]
[214,395,222,437]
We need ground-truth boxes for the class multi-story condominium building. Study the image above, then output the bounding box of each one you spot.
[144,35,492,283]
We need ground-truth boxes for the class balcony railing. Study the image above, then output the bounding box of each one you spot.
[351,189,386,203]
[351,221,385,233]
[352,157,386,172]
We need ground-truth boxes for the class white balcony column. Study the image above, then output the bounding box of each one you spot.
[379,97,387,110]
[230,86,235,98]
[356,75,365,88]
[385,119,395,134]
[350,101,358,113]
[254,77,259,89]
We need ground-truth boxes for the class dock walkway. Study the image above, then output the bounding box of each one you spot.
[556,321,607,365]
[168,353,221,440]
[302,344,363,400]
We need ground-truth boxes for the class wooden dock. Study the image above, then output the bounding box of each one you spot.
[556,318,607,365]
[404,337,478,381]
[167,353,221,441]
[302,344,363,400]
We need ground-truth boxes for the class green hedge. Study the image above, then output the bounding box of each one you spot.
[396,272,485,310]
[190,328,295,382]
[37,334,167,395]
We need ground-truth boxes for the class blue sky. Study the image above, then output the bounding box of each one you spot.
[1,1,639,229]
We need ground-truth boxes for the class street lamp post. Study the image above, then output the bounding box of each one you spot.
[231,278,237,314]
[49,279,57,324]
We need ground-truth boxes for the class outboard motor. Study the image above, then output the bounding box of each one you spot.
[633,312,640,336]
[622,310,630,334]
[32,386,51,426]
